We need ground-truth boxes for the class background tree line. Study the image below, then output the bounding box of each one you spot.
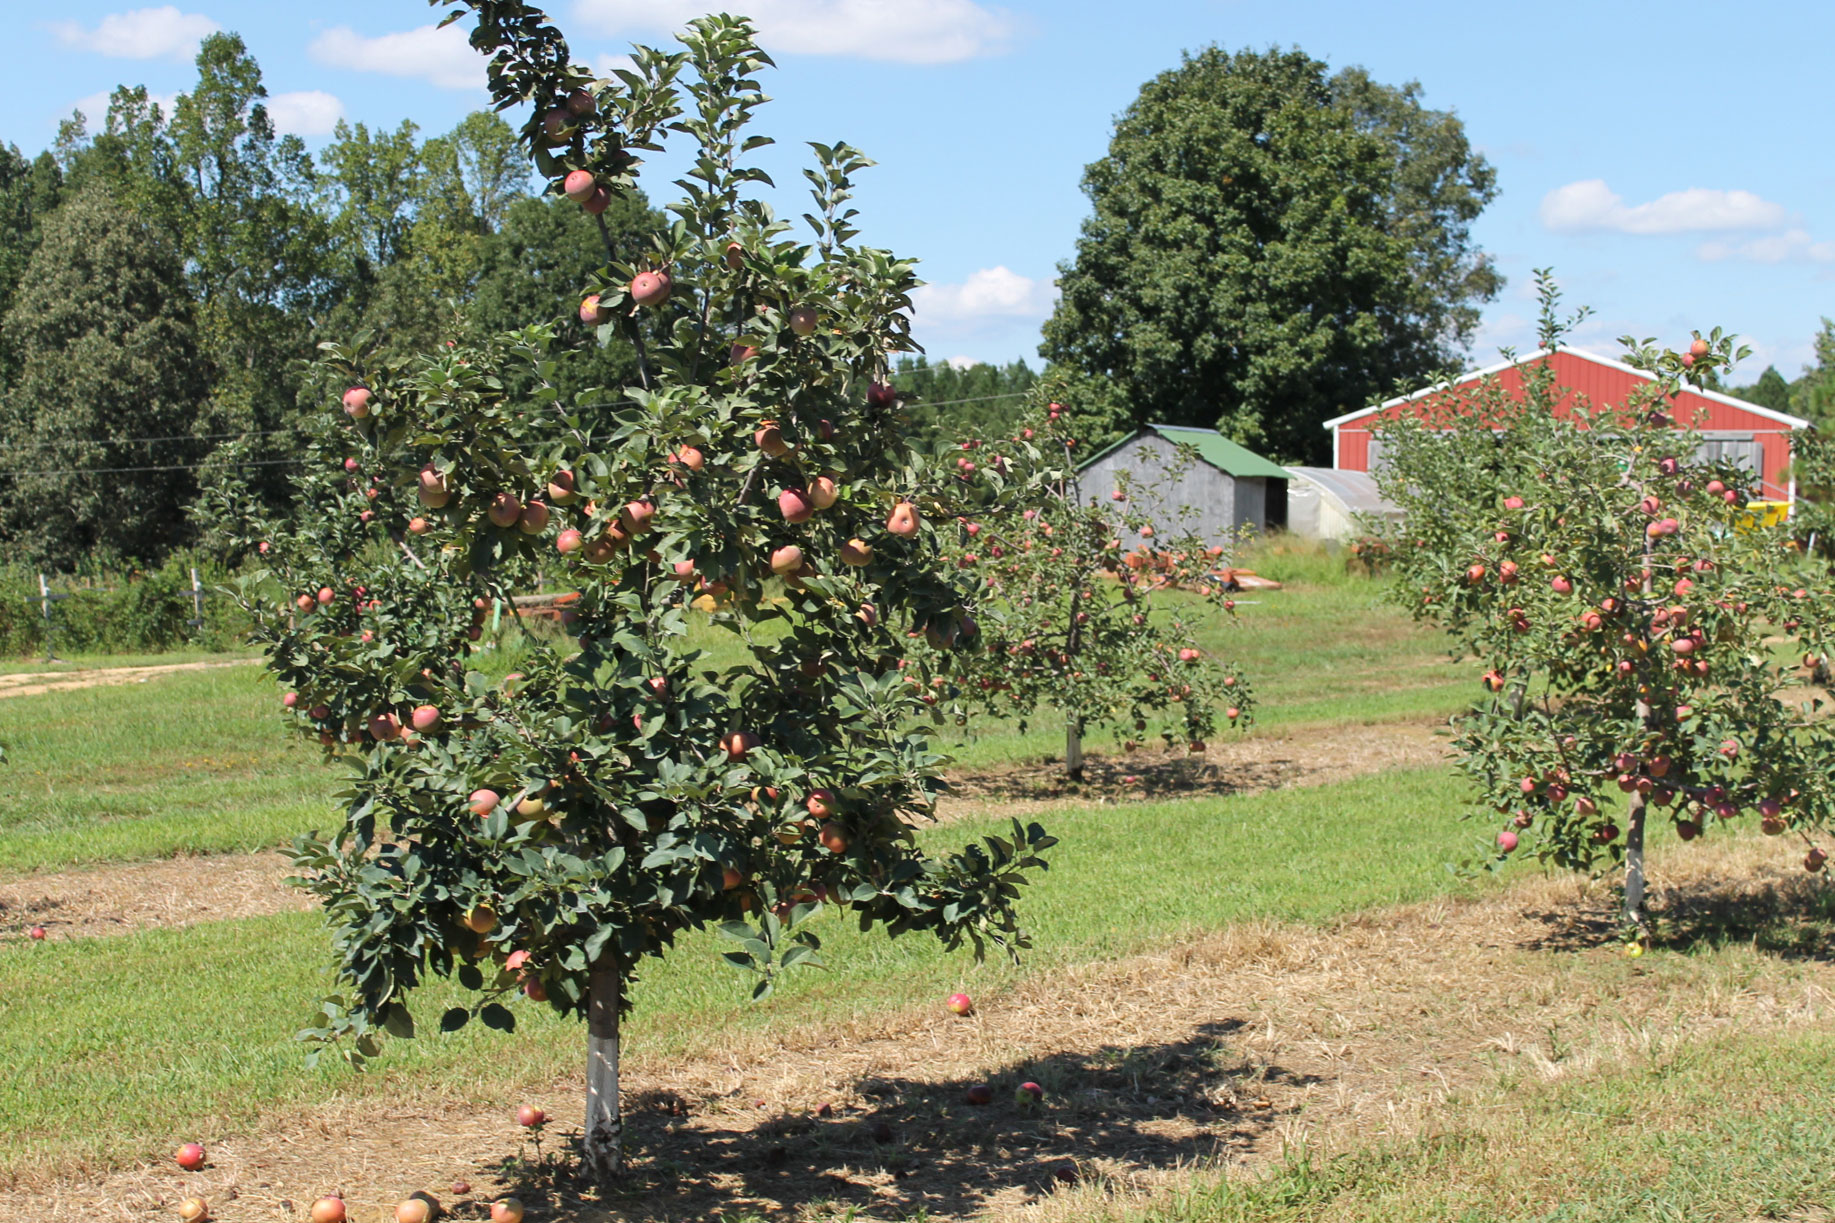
[27,34,1829,579]
[0,32,657,572]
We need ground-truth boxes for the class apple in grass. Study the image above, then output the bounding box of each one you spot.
[517,1104,547,1128]
[395,1198,434,1223]
[179,1199,210,1223]
[175,1142,206,1170]
[1015,1081,1044,1105]
[946,992,973,1016]
[310,1197,347,1223]
[29,924,47,940]
[491,1200,525,1223]
[964,1083,994,1106]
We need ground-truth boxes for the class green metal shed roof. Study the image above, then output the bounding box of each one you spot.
[1079,424,1291,480]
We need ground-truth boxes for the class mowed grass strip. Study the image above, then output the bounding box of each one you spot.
[1132,1027,1835,1223]
[0,556,1468,875]
[0,765,1479,1186]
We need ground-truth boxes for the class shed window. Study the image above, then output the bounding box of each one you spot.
[1695,436,1760,474]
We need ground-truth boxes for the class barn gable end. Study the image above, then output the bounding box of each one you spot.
[1323,348,1808,505]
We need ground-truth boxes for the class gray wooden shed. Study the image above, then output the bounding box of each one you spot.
[1075,424,1290,546]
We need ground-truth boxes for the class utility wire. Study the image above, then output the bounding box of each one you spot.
[0,458,307,478]
[0,391,1034,477]
[4,426,304,451]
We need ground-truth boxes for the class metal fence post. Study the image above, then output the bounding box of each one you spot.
[38,573,68,664]
[189,567,205,636]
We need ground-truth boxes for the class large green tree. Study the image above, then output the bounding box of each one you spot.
[466,191,657,396]
[0,184,208,567]
[1793,319,1835,431]
[0,145,63,386]
[1040,46,1500,464]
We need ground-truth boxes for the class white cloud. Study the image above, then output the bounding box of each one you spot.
[67,88,178,127]
[308,23,482,91]
[573,0,1018,64]
[909,266,1056,333]
[48,6,218,60]
[1540,179,1789,235]
[592,52,638,79]
[945,355,979,370]
[1697,228,1835,266]
[266,90,345,137]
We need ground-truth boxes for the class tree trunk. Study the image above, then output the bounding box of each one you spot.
[1065,717,1084,782]
[582,957,623,1185]
[1623,785,1648,933]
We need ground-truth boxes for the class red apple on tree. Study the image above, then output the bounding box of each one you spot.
[778,488,814,523]
[342,387,372,418]
[630,270,672,308]
[563,169,596,202]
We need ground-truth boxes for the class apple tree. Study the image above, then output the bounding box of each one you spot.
[912,399,1252,780]
[1371,276,1835,940]
[218,4,1055,1184]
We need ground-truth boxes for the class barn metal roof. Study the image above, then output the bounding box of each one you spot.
[1321,346,1810,431]
[1078,424,1291,480]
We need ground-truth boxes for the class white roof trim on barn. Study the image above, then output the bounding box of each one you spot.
[1321,346,1811,432]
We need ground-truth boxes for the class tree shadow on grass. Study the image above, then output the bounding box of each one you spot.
[948,752,1300,805]
[492,1020,1317,1221]
[1518,865,1835,960]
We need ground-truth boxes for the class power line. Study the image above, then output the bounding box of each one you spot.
[5,426,304,451]
[0,458,307,478]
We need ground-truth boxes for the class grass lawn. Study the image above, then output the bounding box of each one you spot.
[1144,1026,1835,1223]
[0,547,1468,875]
[0,765,1484,1186]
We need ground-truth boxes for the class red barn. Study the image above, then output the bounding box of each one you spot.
[1323,347,1808,507]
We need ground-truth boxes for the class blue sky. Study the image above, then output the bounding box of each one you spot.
[4,1,1832,383]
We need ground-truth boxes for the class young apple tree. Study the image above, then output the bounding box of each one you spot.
[219,5,1055,1185]
[1372,274,1835,941]
[914,400,1252,780]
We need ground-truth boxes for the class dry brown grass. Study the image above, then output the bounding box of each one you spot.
[0,851,311,941]
[0,660,257,701]
[37,833,1835,1223]
[938,720,1448,822]
[0,723,1449,943]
